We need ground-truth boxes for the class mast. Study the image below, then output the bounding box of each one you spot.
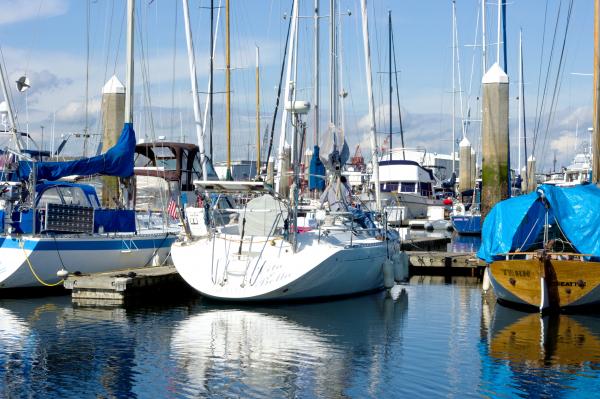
[496,0,501,64]
[275,0,298,193]
[481,0,487,72]
[451,0,456,174]
[183,0,208,180]
[125,0,134,125]
[255,45,261,177]
[314,0,320,146]
[517,29,523,176]
[210,0,214,160]
[593,0,600,183]
[0,56,22,152]
[225,0,232,180]
[388,10,392,161]
[329,0,337,129]
[360,0,380,211]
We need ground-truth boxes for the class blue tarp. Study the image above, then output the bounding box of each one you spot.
[19,123,136,181]
[477,184,600,263]
[308,145,326,191]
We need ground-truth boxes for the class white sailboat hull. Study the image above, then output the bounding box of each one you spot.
[0,234,175,289]
[172,232,390,301]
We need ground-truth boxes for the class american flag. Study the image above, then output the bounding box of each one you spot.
[167,196,179,220]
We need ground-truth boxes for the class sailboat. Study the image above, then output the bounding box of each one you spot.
[0,0,175,290]
[479,0,600,312]
[171,0,401,302]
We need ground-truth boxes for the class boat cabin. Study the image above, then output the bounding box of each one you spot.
[378,159,436,197]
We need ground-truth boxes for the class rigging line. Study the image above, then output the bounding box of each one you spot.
[23,0,46,76]
[83,0,91,157]
[264,0,294,175]
[532,1,563,157]
[464,0,481,139]
[539,0,575,167]
[102,0,116,84]
[532,1,550,153]
[170,0,178,134]
[113,4,127,75]
[391,27,405,152]
[454,2,466,138]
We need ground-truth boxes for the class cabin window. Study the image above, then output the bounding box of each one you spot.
[380,182,398,192]
[135,153,154,167]
[419,182,433,196]
[37,187,62,208]
[400,182,416,193]
[58,186,89,207]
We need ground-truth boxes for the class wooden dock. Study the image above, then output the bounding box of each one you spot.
[63,265,191,306]
[406,251,484,281]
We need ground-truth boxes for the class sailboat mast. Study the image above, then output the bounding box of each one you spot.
[593,0,600,183]
[210,0,214,160]
[360,0,380,211]
[183,0,208,180]
[256,45,261,176]
[275,0,298,193]
[314,0,320,145]
[329,0,337,128]
[0,57,21,152]
[225,0,231,179]
[125,0,134,125]
[481,0,487,72]
[388,10,392,161]
[452,0,456,175]
[517,29,523,176]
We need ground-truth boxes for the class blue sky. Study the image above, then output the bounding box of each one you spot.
[0,0,595,172]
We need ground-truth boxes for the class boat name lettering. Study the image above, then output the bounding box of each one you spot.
[554,281,586,288]
[501,269,531,278]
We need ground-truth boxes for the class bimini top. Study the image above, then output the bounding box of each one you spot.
[477,184,600,263]
[18,123,136,181]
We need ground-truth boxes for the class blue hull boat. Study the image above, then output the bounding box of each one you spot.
[451,214,481,235]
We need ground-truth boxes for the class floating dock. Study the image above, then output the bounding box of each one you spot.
[401,236,450,252]
[63,265,191,306]
[406,251,484,281]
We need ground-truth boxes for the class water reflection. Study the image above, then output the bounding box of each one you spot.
[171,287,408,398]
[481,300,600,397]
[449,233,481,253]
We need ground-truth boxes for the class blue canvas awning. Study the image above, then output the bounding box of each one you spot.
[18,123,136,181]
[477,184,600,263]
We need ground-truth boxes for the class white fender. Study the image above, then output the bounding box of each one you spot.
[383,259,395,289]
[482,266,491,293]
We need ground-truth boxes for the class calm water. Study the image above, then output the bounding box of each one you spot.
[1,283,599,398]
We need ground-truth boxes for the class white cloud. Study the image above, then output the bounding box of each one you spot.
[0,0,68,25]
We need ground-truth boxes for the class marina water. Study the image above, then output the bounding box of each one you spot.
[1,277,600,398]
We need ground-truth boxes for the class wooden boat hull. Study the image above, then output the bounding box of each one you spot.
[489,257,600,309]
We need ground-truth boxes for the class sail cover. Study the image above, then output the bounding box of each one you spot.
[19,123,136,181]
[319,124,349,172]
[477,184,600,263]
[308,145,326,191]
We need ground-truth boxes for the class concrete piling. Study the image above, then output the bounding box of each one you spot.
[101,76,125,207]
[459,137,473,192]
[481,63,509,218]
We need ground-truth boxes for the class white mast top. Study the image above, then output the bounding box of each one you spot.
[360,0,380,211]
[125,0,135,124]
[183,0,208,180]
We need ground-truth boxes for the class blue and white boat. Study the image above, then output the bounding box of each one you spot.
[0,124,176,290]
[0,1,175,290]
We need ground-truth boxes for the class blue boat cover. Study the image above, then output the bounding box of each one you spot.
[308,145,326,191]
[19,123,136,181]
[477,184,600,263]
